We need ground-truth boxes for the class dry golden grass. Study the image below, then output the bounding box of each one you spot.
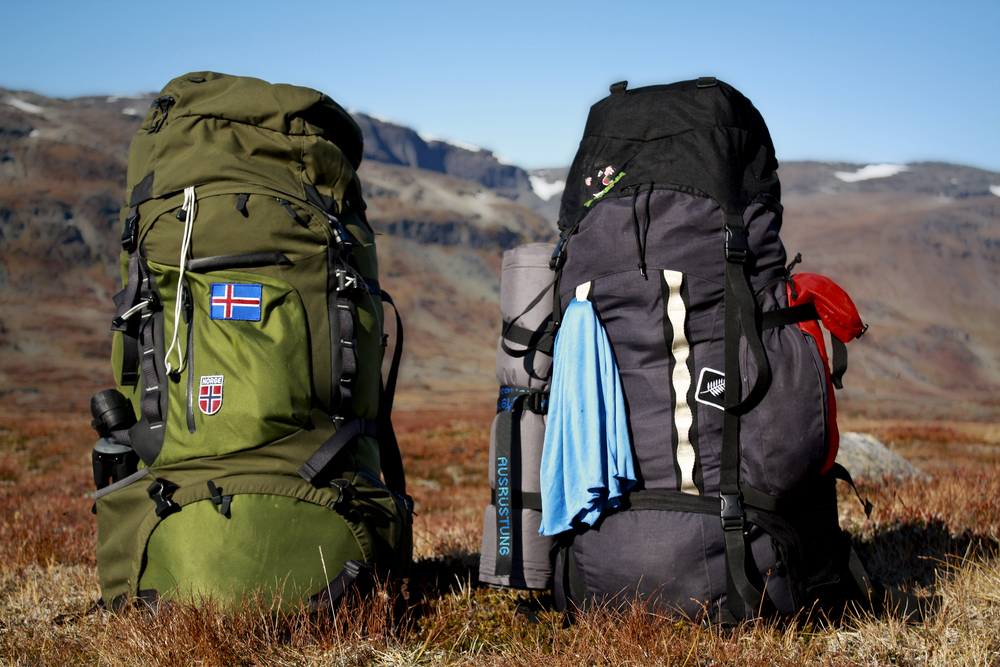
[3,411,1000,665]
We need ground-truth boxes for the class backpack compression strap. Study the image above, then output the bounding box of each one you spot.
[719,212,775,622]
[299,290,411,515]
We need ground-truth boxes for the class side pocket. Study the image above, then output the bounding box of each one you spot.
[739,284,829,496]
[746,473,854,616]
[352,469,413,576]
[94,468,158,606]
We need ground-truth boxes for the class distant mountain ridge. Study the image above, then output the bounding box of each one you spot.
[351,112,561,225]
[1,85,999,423]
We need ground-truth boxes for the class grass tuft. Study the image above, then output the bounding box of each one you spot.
[3,415,1000,664]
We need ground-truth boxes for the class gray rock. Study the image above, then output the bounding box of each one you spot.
[836,432,930,481]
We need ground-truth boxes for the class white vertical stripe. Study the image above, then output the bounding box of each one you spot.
[575,281,591,302]
[664,270,697,494]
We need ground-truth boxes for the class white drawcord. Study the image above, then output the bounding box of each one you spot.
[165,186,196,376]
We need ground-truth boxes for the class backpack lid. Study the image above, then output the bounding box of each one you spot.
[125,72,365,212]
[164,72,364,168]
[559,78,780,231]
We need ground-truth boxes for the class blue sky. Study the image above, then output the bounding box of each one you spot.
[2,0,998,171]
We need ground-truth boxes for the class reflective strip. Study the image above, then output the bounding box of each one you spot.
[664,270,697,494]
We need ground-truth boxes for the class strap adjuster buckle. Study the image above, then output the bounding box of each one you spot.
[336,269,359,293]
[724,226,749,264]
[720,493,745,531]
[122,209,139,252]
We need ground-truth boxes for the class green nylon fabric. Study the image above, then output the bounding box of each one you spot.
[151,259,313,466]
[99,72,404,607]
[126,72,363,213]
[96,465,408,607]
[140,495,368,612]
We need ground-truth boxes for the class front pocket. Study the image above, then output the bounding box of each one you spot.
[151,260,313,466]
[138,492,368,611]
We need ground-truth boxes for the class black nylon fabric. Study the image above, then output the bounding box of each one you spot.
[548,79,863,619]
[559,193,789,496]
[559,79,779,232]
[559,510,795,618]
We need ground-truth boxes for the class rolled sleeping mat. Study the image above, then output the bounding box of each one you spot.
[495,243,557,390]
[479,243,556,590]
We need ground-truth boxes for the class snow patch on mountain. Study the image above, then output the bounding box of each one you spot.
[529,175,566,201]
[990,185,1000,197]
[834,164,910,182]
[4,97,44,114]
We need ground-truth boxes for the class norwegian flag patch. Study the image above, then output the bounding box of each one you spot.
[210,283,262,321]
[199,375,224,415]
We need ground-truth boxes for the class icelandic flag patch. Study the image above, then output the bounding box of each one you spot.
[210,283,262,321]
[199,375,224,415]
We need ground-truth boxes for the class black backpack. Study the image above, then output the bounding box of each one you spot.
[540,78,886,622]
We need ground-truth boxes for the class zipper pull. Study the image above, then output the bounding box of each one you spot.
[181,281,192,325]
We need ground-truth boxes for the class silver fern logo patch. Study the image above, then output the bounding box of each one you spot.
[695,368,726,410]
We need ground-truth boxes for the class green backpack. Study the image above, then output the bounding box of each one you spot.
[90,72,411,611]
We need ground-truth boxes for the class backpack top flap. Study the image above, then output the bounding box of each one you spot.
[559,78,780,231]
[126,71,364,213]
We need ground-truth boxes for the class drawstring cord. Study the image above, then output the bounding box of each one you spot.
[165,186,196,378]
[630,183,654,279]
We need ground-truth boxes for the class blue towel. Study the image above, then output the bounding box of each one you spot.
[539,289,635,536]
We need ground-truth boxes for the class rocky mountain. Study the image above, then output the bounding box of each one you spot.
[352,113,560,227]
[1,86,998,426]
[777,161,1000,421]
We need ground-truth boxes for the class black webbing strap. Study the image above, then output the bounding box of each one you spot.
[549,219,582,330]
[491,488,542,511]
[298,418,378,488]
[832,462,873,518]
[311,559,376,613]
[337,295,357,409]
[500,278,557,358]
[136,262,163,428]
[761,302,850,390]
[493,405,515,577]
[620,488,718,514]
[113,208,143,386]
[720,212,774,621]
[830,336,848,390]
[722,528,776,619]
[377,291,408,500]
[501,321,555,357]
[497,386,548,415]
[760,303,819,330]
[325,219,362,417]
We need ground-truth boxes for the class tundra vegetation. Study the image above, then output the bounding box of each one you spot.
[2,411,1000,666]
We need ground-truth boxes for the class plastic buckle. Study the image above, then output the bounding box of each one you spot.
[336,269,358,293]
[139,289,161,312]
[724,227,749,264]
[326,213,351,252]
[720,494,745,531]
[146,479,180,518]
[328,478,357,509]
[121,212,139,252]
[526,391,549,415]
